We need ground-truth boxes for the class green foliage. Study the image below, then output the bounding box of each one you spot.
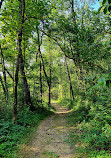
[66,72,111,157]
[0,105,13,121]
[67,114,111,157]
[59,98,73,107]
[0,106,52,158]
[0,121,26,157]
[0,0,111,157]
[67,102,90,126]
[98,0,111,14]
[79,121,111,150]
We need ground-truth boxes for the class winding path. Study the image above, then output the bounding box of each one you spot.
[20,104,75,158]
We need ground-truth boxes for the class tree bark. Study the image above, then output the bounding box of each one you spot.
[0,74,7,98]
[37,28,43,103]
[13,0,23,124]
[18,0,33,111]
[64,56,74,100]
[40,51,49,86]
[13,0,33,124]
[13,55,19,124]
[48,40,51,105]
[19,54,33,110]
[39,58,42,103]
[39,49,51,104]
[0,44,8,100]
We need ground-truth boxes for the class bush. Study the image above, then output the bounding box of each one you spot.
[67,74,111,157]
[79,120,111,151]
[0,121,26,157]
[0,106,52,158]
[59,98,73,108]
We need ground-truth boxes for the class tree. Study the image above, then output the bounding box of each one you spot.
[98,0,111,13]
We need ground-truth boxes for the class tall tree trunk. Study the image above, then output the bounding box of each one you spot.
[18,0,33,111]
[40,51,49,86]
[0,44,8,100]
[64,37,74,100]
[0,74,7,98]
[36,28,50,98]
[39,58,42,103]
[64,56,74,100]
[37,28,43,103]
[13,0,23,124]
[48,61,51,104]
[13,0,33,123]
[19,54,33,110]
[36,27,51,104]
[39,50,50,104]
[48,39,51,105]
[13,55,19,124]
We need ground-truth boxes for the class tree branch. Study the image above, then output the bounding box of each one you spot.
[4,66,14,81]
[40,29,106,73]
[0,0,4,9]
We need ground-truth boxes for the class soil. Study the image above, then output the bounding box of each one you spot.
[20,104,75,158]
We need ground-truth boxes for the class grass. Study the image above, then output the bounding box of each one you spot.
[41,151,58,158]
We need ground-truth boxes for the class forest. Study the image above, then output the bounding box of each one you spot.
[0,0,111,157]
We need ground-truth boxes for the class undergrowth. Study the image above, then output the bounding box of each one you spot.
[67,109,111,158]
[0,103,54,158]
[66,76,111,158]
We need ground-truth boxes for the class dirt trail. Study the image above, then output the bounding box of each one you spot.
[20,104,75,158]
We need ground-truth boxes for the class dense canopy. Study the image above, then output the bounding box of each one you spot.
[0,0,111,157]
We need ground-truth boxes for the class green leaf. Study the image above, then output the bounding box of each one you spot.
[97,77,106,87]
